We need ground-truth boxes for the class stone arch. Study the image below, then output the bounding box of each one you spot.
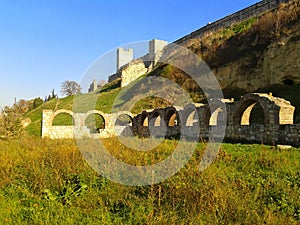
[51,110,75,126]
[139,111,149,127]
[232,93,295,125]
[203,100,227,126]
[149,109,164,127]
[165,107,180,127]
[84,110,106,133]
[181,104,199,127]
[114,112,133,126]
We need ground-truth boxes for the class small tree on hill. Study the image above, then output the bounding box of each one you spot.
[15,99,31,114]
[32,97,44,109]
[0,106,23,139]
[60,80,82,96]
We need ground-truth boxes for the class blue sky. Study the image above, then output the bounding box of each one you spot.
[0,0,259,108]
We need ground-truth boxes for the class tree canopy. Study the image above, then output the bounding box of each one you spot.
[60,80,82,96]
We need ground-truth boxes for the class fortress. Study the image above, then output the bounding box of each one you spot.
[89,0,292,91]
[42,0,300,147]
[105,39,168,88]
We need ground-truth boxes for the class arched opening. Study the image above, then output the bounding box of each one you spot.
[186,110,198,126]
[115,114,132,126]
[52,112,74,126]
[149,111,162,127]
[166,109,179,127]
[143,117,149,126]
[140,113,149,127]
[248,103,264,124]
[236,100,265,125]
[203,105,225,126]
[85,113,105,133]
[209,107,223,126]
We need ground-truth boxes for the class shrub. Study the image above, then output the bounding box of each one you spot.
[32,97,44,109]
[0,106,23,139]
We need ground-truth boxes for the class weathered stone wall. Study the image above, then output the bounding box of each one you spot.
[175,0,291,45]
[42,109,134,139]
[120,59,150,87]
[130,93,299,146]
[108,72,122,83]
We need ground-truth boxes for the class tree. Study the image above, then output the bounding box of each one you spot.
[51,89,57,99]
[0,106,23,139]
[15,99,31,114]
[60,80,82,96]
[32,97,44,109]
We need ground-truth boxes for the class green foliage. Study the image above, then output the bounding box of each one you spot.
[32,97,44,109]
[0,106,23,139]
[85,114,105,133]
[130,96,171,114]
[52,113,74,126]
[232,17,257,34]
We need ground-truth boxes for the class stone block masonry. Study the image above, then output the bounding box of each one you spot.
[42,109,134,139]
[117,48,133,71]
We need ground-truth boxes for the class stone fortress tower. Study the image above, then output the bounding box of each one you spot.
[149,39,168,64]
[117,48,133,71]
[88,79,97,92]
[103,39,168,89]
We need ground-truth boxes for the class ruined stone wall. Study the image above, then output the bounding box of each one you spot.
[130,93,299,147]
[175,0,291,45]
[41,93,300,147]
[120,59,150,87]
[42,109,134,139]
[108,72,121,83]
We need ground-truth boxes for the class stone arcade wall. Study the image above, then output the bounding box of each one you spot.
[42,109,134,139]
[42,93,300,147]
[130,93,300,147]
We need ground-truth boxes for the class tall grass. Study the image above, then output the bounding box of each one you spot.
[0,136,299,224]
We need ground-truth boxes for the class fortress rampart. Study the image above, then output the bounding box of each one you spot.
[175,0,291,45]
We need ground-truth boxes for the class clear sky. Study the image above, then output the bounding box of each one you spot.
[0,0,259,108]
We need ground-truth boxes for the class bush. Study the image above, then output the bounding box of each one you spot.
[32,97,44,109]
[0,106,23,139]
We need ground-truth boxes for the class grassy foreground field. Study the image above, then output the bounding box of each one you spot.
[0,136,299,224]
